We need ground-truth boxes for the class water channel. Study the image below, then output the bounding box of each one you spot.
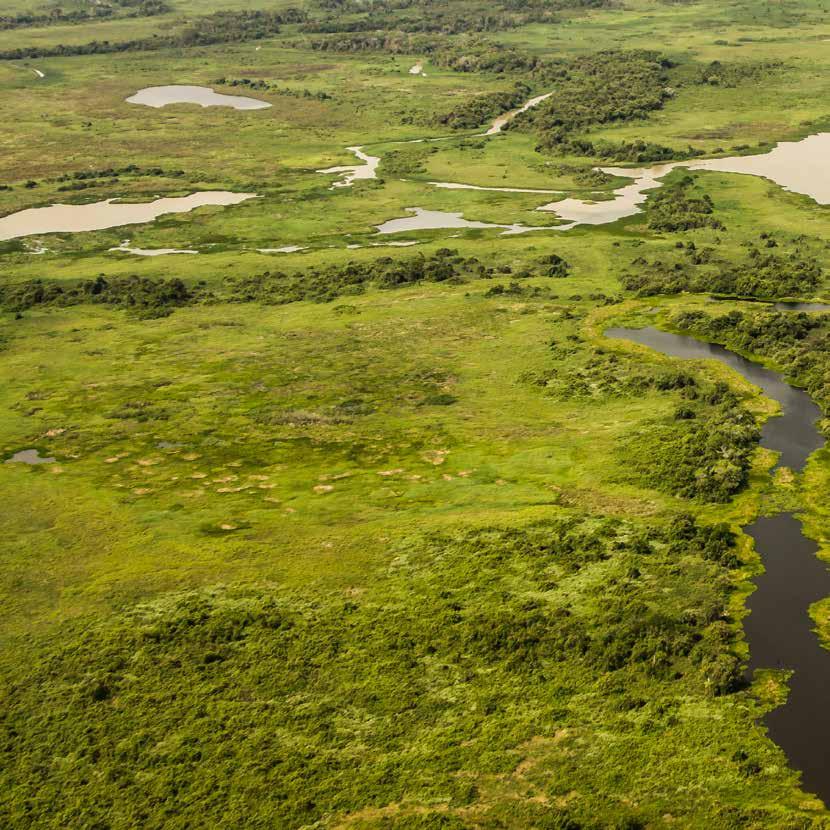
[606,325,829,802]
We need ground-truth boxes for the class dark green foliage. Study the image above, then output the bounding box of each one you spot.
[438,82,531,129]
[527,348,694,400]
[0,276,197,319]
[213,77,333,100]
[687,59,784,87]
[541,136,705,163]
[484,281,560,298]
[646,175,725,232]
[622,238,822,299]
[304,0,614,41]
[0,9,306,61]
[538,253,570,278]
[0,0,169,30]
[51,165,186,192]
[534,341,760,501]
[378,145,437,176]
[0,252,501,316]
[667,514,741,569]
[620,383,759,501]
[225,250,489,305]
[0,516,742,828]
[521,51,673,150]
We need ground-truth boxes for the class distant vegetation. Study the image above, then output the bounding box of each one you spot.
[0,0,169,30]
[212,77,332,100]
[0,250,574,316]
[0,9,305,60]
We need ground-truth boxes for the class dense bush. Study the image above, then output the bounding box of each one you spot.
[646,175,725,232]
[530,342,759,500]
[0,515,745,828]
[0,9,305,60]
[0,276,197,319]
[622,237,822,299]
[0,0,168,30]
[438,82,531,129]
[521,51,674,149]
[621,388,760,501]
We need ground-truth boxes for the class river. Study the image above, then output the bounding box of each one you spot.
[606,325,829,803]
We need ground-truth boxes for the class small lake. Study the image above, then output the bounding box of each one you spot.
[0,192,257,241]
[607,325,830,804]
[126,85,271,110]
[5,449,55,465]
[375,207,564,236]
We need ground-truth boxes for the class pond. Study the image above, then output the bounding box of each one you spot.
[374,207,565,236]
[126,85,271,110]
[0,192,257,241]
[606,325,830,803]
[5,449,55,465]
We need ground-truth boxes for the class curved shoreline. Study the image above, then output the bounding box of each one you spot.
[606,324,830,803]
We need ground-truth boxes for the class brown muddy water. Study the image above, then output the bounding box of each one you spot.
[538,132,830,227]
[606,326,830,804]
[109,240,198,256]
[374,207,565,236]
[126,85,271,110]
[0,192,257,241]
[317,147,381,188]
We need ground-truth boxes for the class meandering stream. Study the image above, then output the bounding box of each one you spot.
[316,84,830,235]
[606,325,830,802]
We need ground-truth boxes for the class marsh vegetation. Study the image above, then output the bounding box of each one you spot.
[3,0,830,826]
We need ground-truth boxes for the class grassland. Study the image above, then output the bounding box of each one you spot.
[3,0,830,826]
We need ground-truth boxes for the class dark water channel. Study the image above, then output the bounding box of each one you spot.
[606,326,830,802]
[605,327,823,469]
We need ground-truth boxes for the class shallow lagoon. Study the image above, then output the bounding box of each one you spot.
[127,85,271,110]
[0,192,257,241]
[538,132,830,226]
[375,207,563,236]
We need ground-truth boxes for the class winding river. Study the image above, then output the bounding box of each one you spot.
[606,326,830,802]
